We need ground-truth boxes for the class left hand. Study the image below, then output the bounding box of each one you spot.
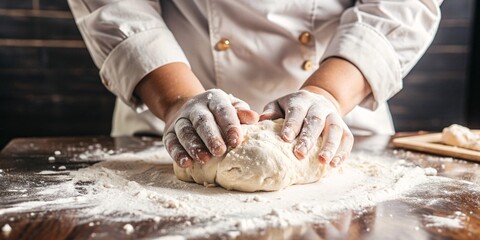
[260,89,354,167]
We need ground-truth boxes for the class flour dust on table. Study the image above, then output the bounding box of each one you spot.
[1,143,476,239]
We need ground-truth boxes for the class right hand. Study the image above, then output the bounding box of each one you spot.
[163,89,259,168]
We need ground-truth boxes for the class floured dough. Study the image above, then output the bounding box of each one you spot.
[441,124,480,151]
[174,119,330,192]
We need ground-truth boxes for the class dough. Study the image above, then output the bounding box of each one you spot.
[174,119,330,192]
[441,124,480,151]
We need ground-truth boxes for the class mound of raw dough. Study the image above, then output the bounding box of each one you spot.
[173,119,330,192]
[442,124,480,151]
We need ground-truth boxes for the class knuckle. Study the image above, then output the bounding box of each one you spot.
[299,136,313,148]
[328,123,342,132]
[207,136,221,148]
[335,151,346,158]
[285,118,299,125]
[299,126,314,139]
[263,102,276,112]
[213,105,229,115]
[323,141,336,150]
[208,88,222,95]
[297,90,310,98]
[305,115,322,125]
[344,131,354,141]
[286,105,305,114]
[190,113,208,128]
[284,120,301,131]
[188,147,201,159]
[163,133,178,151]
[171,146,185,160]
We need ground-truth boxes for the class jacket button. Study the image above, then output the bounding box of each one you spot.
[299,32,312,45]
[215,38,231,51]
[302,60,313,71]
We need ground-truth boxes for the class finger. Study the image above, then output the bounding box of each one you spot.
[163,132,193,168]
[281,102,308,142]
[318,114,343,165]
[237,109,259,124]
[330,129,354,167]
[175,118,212,164]
[259,101,283,121]
[229,94,251,110]
[189,108,227,157]
[208,93,243,148]
[294,106,326,160]
[229,94,259,124]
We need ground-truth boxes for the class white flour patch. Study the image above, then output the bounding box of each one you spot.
[0,147,471,238]
[423,211,466,229]
[2,224,12,238]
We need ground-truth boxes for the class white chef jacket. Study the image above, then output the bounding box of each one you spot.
[68,0,442,136]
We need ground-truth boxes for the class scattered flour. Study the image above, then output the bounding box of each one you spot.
[423,167,438,176]
[2,224,12,238]
[123,224,135,235]
[423,213,465,229]
[0,147,474,239]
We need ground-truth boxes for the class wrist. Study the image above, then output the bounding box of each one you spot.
[300,85,341,114]
[301,57,371,116]
[134,62,205,122]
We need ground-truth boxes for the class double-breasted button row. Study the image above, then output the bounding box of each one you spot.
[299,31,313,71]
[214,33,314,71]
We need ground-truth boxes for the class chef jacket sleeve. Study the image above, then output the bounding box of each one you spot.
[320,0,443,110]
[68,0,190,111]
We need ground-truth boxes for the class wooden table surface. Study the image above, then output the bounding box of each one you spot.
[0,135,479,240]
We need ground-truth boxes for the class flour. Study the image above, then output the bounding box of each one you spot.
[0,147,474,239]
[123,224,135,234]
[423,212,466,229]
[2,224,12,238]
[442,124,480,151]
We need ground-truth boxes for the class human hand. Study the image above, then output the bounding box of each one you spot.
[163,89,259,168]
[260,89,353,167]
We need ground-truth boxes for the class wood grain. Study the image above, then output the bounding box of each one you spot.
[1,136,479,239]
[392,131,480,162]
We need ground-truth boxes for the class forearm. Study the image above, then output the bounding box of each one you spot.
[301,57,371,116]
[134,62,205,125]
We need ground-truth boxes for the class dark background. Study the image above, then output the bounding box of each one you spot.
[0,0,479,148]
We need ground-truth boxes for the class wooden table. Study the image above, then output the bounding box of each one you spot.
[0,135,479,240]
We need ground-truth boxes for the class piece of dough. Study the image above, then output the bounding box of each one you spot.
[441,124,480,151]
[174,119,330,192]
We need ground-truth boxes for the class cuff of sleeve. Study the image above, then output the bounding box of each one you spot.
[100,28,190,112]
[321,23,402,110]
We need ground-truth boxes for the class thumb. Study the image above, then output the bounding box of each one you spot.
[237,109,259,124]
[228,94,259,124]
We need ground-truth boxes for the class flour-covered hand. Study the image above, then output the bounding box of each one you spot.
[260,90,353,167]
[163,89,258,168]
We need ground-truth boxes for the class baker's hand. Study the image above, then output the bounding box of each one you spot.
[163,89,258,168]
[260,90,353,167]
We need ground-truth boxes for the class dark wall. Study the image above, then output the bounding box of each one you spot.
[467,0,480,128]
[389,0,475,131]
[0,0,116,148]
[0,0,478,148]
